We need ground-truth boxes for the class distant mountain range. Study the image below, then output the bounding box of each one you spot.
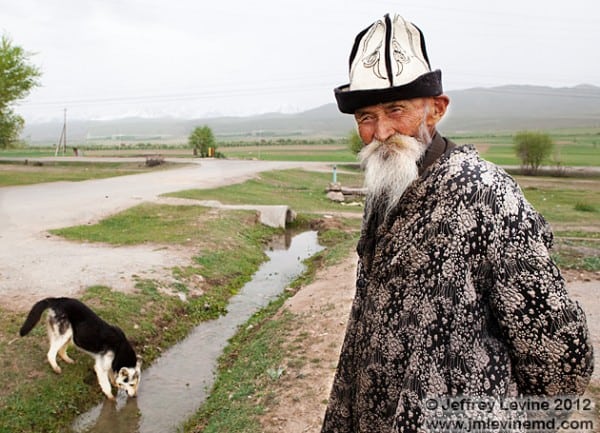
[21,85,600,145]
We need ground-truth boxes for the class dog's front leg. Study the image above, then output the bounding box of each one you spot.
[94,360,115,400]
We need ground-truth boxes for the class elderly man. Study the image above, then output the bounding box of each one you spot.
[321,13,593,433]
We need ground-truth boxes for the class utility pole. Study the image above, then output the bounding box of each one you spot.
[55,108,67,156]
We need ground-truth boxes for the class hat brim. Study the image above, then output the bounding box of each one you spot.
[334,70,443,114]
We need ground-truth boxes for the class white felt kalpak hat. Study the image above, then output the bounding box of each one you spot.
[335,13,443,114]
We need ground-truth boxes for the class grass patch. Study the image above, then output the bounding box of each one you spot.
[555,231,600,240]
[0,160,183,187]
[451,132,600,167]
[51,203,242,245]
[164,168,365,214]
[220,144,357,162]
[515,176,600,271]
[516,176,600,226]
[574,201,598,213]
[0,147,57,158]
[552,237,600,272]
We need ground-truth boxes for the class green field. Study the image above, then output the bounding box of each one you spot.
[449,130,600,167]
[3,129,600,167]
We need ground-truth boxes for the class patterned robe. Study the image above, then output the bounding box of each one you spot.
[321,144,594,433]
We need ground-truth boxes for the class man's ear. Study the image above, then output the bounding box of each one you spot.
[426,95,450,126]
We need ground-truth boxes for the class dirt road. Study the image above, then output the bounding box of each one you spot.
[0,158,324,310]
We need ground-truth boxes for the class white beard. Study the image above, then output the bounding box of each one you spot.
[358,133,428,215]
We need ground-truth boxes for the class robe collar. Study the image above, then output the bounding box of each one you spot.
[418,130,455,176]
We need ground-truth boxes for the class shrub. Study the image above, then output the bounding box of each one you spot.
[574,201,597,213]
[513,131,554,175]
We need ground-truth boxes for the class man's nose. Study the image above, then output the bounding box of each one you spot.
[373,117,396,142]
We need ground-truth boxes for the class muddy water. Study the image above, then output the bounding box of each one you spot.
[72,230,323,433]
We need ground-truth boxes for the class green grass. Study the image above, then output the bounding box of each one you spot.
[516,178,600,224]
[51,203,232,245]
[52,204,278,303]
[480,142,600,167]
[444,130,600,167]
[0,147,57,158]
[222,147,357,162]
[165,168,365,214]
[0,160,183,187]
[552,233,600,272]
[574,201,598,213]
[3,130,600,168]
[514,175,600,271]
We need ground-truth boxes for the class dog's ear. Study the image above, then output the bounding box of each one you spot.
[119,367,129,378]
[136,356,143,370]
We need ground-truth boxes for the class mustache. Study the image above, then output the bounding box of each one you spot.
[358,134,424,167]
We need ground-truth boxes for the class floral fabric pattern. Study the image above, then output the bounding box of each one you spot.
[321,145,593,433]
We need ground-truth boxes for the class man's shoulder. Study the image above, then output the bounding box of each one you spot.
[431,142,519,195]
[444,142,480,161]
[437,142,502,177]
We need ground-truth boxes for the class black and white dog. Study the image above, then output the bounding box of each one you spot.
[19,297,141,400]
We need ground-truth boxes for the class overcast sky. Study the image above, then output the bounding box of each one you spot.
[3,0,599,122]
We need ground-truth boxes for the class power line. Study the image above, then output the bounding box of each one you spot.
[19,81,600,110]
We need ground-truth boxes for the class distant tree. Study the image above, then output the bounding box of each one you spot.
[188,125,216,157]
[0,34,42,148]
[0,110,24,148]
[348,129,363,155]
[513,130,554,175]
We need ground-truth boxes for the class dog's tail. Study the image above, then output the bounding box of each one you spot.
[19,298,53,336]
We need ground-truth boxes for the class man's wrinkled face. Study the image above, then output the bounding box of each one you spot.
[354,98,432,145]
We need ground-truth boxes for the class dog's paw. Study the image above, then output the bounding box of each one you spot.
[52,365,62,374]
